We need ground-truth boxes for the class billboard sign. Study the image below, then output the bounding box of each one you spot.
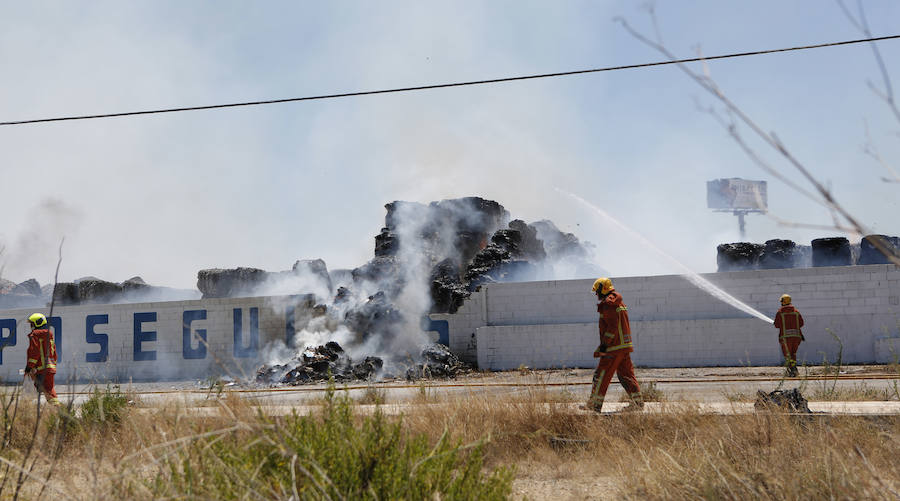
[707,178,767,210]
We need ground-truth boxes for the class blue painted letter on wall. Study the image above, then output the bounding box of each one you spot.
[49,316,62,358]
[233,308,258,358]
[133,312,157,361]
[0,319,15,364]
[183,310,207,359]
[85,314,109,363]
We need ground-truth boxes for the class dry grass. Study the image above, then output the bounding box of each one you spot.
[808,381,900,401]
[401,394,900,500]
[2,384,900,500]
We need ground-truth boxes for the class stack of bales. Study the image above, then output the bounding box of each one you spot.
[717,235,898,272]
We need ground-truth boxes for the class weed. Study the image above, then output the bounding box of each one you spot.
[136,387,513,499]
[80,385,131,426]
[816,329,845,399]
[357,384,386,405]
[619,380,664,402]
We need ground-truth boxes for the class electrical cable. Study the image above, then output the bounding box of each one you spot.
[1,34,898,126]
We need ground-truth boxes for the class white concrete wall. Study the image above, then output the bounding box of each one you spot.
[0,296,300,383]
[437,264,900,369]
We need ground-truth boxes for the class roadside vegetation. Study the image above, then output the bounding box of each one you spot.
[0,377,898,500]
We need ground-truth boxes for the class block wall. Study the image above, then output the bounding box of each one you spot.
[0,296,302,383]
[440,264,900,369]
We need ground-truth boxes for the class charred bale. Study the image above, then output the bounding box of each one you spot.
[382,197,509,268]
[197,267,269,298]
[352,356,384,380]
[759,239,796,269]
[52,283,80,306]
[334,286,353,304]
[754,388,811,413]
[122,276,150,292]
[343,292,404,344]
[716,243,764,272]
[77,279,124,303]
[405,343,470,380]
[464,228,539,289]
[430,259,470,314]
[859,235,900,265]
[509,220,547,261]
[464,242,511,284]
[811,237,852,267]
[374,228,399,257]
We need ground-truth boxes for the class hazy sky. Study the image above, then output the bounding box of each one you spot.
[1,1,898,289]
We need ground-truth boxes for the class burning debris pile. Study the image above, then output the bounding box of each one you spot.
[255,341,469,384]
[404,343,470,380]
[754,389,812,413]
[349,198,599,314]
[247,197,597,384]
[4,196,598,382]
[255,341,385,384]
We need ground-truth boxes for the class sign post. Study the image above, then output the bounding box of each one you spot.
[706,178,768,240]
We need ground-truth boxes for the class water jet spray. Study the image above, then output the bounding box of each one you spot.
[556,188,774,323]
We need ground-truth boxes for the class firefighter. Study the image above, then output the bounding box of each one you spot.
[24,313,60,405]
[774,294,804,377]
[584,277,642,412]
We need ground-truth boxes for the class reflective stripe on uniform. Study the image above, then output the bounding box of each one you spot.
[780,328,802,339]
[616,306,627,312]
[606,341,633,351]
[34,338,56,371]
[779,312,802,339]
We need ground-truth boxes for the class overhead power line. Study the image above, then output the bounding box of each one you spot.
[2,34,899,126]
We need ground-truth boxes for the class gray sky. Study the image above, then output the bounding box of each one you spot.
[1,1,898,289]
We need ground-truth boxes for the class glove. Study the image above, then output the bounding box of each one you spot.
[23,367,32,375]
[800,333,806,341]
[593,344,607,358]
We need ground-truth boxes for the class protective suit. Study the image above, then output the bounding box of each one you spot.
[25,318,59,405]
[774,296,804,377]
[587,278,642,412]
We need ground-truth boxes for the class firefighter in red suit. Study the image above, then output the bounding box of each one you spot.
[774,294,804,377]
[24,313,60,405]
[585,277,642,412]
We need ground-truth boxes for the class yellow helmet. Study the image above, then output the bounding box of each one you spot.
[780,294,792,306]
[591,277,614,295]
[28,313,47,328]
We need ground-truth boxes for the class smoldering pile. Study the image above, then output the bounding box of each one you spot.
[754,388,812,413]
[255,341,383,384]
[4,196,598,384]
[255,341,469,385]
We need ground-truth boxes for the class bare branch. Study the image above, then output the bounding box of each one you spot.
[617,14,900,265]
[863,120,900,183]
[837,0,900,124]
